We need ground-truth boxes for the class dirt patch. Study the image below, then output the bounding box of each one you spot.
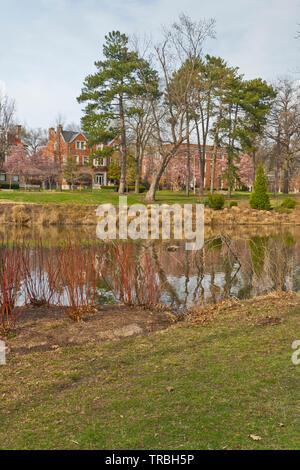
[5,304,173,356]
[254,316,282,327]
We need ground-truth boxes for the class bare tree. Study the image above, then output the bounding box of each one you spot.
[0,93,16,167]
[144,14,215,202]
[23,127,48,155]
[127,97,157,193]
[266,78,300,193]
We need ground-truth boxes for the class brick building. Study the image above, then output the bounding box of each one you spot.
[42,125,114,189]
[142,144,228,190]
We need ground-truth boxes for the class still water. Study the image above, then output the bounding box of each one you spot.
[1,224,300,309]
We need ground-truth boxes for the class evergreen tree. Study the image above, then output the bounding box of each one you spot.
[249,164,271,210]
[77,31,158,194]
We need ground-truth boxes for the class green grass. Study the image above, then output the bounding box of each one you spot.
[0,189,298,207]
[0,297,299,449]
[0,189,205,205]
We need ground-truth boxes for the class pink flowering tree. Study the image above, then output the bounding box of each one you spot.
[237,153,254,189]
[4,149,59,189]
[3,146,28,187]
[30,153,59,189]
[219,153,254,190]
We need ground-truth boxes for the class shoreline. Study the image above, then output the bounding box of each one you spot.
[0,202,299,226]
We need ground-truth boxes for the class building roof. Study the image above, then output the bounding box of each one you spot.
[61,130,81,143]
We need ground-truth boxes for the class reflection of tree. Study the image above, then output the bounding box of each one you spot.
[184,249,190,308]
[192,248,205,304]
[150,243,181,307]
[205,238,223,304]
[249,236,269,277]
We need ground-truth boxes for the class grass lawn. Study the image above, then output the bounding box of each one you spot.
[0,189,298,207]
[0,293,299,450]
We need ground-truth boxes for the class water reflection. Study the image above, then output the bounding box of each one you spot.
[0,225,300,309]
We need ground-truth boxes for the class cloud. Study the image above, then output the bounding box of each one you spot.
[1,0,299,128]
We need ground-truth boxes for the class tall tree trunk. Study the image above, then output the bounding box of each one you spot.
[135,146,142,194]
[211,98,223,193]
[145,165,164,202]
[195,119,204,196]
[119,95,127,195]
[252,150,256,185]
[283,166,289,194]
[186,116,191,197]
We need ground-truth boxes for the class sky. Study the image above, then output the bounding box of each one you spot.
[0,0,299,129]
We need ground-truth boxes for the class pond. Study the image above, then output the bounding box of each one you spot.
[1,224,300,310]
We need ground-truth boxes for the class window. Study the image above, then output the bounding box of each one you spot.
[12,175,19,182]
[96,144,104,151]
[95,173,104,185]
[63,155,67,163]
[83,156,89,165]
[76,141,86,150]
[0,174,6,182]
[93,157,106,166]
[74,155,79,163]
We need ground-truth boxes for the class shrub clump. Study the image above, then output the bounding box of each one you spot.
[207,194,226,210]
[229,201,238,208]
[280,197,296,209]
[250,164,271,210]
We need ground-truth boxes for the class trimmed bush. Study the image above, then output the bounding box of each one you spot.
[0,183,19,190]
[207,194,226,210]
[250,164,271,210]
[230,201,238,208]
[101,185,119,190]
[127,185,146,193]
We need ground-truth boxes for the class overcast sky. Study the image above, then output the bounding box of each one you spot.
[0,0,299,129]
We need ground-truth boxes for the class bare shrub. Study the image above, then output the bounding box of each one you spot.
[102,243,161,308]
[0,246,24,336]
[57,242,102,322]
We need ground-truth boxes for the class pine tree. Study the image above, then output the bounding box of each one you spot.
[77,31,158,194]
[249,164,271,210]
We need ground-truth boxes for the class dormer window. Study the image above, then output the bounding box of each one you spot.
[76,141,86,150]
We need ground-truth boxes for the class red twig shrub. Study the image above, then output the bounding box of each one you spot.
[102,243,161,308]
[0,246,24,336]
[22,243,61,306]
[57,242,102,322]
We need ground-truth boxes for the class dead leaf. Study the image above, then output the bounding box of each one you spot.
[166,386,174,393]
[249,434,262,441]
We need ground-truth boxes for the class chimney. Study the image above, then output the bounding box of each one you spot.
[49,127,55,141]
[15,125,22,140]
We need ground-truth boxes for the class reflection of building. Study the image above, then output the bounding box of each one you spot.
[0,125,24,186]
[42,126,116,189]
[142,144,228,190]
